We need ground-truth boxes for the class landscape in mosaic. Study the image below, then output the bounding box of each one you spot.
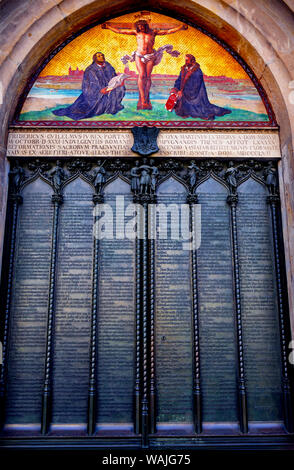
[18,11,270,124]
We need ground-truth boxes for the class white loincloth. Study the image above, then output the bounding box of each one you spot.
[121,44,180,66]
[106,73,129,91]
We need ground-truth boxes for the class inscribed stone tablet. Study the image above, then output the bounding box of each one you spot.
[155,177,193,425]
[97,178,135,427]
[52,178,92,426]
[197,178,238,423]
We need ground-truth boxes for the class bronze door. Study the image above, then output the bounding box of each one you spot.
[0,157,292,449]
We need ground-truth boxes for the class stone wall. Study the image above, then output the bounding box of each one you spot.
[0,0,294,329]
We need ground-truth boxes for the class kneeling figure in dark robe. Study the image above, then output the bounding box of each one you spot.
[171,54,231,120]
[53,52,125,120]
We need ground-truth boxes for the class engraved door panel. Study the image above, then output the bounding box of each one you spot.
[0,158,291,446]
[4,178,53,431]
[153,176,239,436]
[1,171,137,438]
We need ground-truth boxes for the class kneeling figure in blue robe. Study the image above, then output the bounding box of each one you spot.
[53,52,125,120]
[171,54,231,120]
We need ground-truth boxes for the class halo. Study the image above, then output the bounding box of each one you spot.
[133,11,152,24]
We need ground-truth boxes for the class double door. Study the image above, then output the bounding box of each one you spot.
[0,157,292,448]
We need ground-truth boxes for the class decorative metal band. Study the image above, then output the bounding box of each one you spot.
[2,158,290,440]
[227,194,248,434]
[0,195,22,422]
[134,206,141,435]
[41,193,62,435]
[189,195,202,434]
[267,195,293,433]
[87,194,102,435]
[149,201,156,434]
[141,201,149,448]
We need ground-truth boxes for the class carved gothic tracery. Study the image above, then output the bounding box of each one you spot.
[2,156,292,445]
[8,157,279,200]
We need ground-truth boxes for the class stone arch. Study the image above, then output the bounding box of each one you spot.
[1,0,293,326]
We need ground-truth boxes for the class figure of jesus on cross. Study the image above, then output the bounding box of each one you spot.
[102,18,187,110]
